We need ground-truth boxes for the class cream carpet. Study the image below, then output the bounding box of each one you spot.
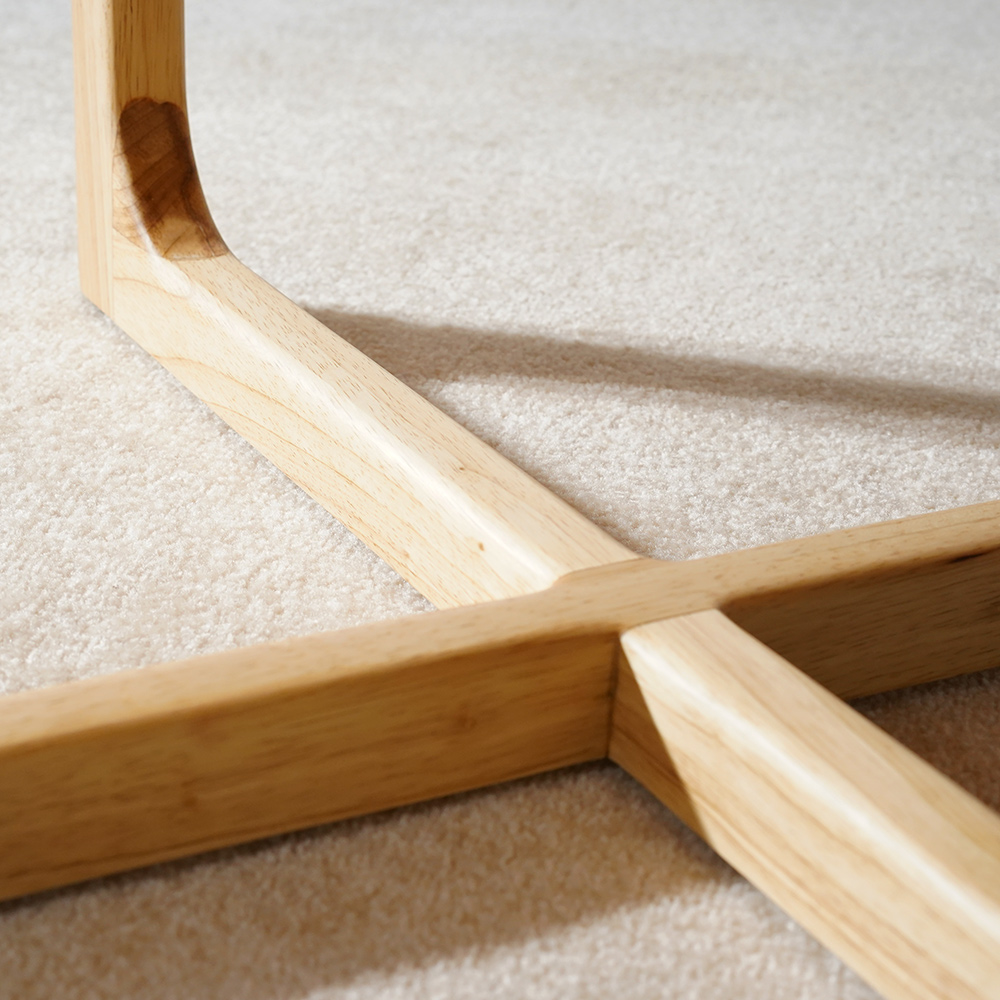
[2,0,999,996]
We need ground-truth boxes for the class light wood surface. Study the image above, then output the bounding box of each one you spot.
[111,247,636,606]
[58,2,1000,997]
[725,543,1000,696]
[551,500,1000,698]
[611,610,1000,1000]
[74,0,635,608]
[0,604,614,902]
[4,500,997,901]
[73,0,189,312]
[72,0,115,311]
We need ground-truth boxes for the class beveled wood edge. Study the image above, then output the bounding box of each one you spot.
[5,497,998,904]
[8,495,1000,715]
[58,6,1000,998]
[0,604,616,902]
[610,609,1000,1000]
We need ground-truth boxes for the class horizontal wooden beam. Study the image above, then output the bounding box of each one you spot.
[724,545,1000,698]
[0,603,615,902]
[5,499,997,902]
[611,610,1000,1000]
[554,500,1000,697]
[708,500,1000,697]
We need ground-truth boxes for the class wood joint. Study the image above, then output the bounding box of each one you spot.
[56,0,1000,996]
[114,97,226,259]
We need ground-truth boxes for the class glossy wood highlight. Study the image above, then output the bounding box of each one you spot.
[55,2,1000,997]
[0,605,614,902]
[612,610,1000,1000]
[5,500,999,901]
[110,247,636,606]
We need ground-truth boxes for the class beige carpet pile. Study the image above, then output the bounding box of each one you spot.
[2,0,999,996]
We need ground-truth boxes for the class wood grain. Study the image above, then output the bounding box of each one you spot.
[73,0,635,609]
[4,499,998,902]
[611,610,1000,1000]
[0,602,615,902]
[62,3,1000,997]
[115,97,226,258]
[551,500,1000,697]
[73,0,191,311]
[110,245,635,606]
[725,545,1000,698]
[72,0,115,311]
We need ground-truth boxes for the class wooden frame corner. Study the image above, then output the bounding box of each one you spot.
[10,2,998,998]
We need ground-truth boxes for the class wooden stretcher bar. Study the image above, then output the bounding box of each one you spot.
[5,1,998,998]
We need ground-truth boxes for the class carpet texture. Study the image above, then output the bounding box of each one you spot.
[2,0,999,996]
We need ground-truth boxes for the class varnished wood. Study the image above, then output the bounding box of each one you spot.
[3,502,999,901]
[110,248,636,606]
[0,605,614,902]
[55,1,1000,997]
[116,97,226,259]
[553,501,1000,698]
[700,498,1000,697]
[73,0,191,310]
[74,0,635,608]
[612,610,1000,1000]
[725,545,1000,697]
[72,0,115,310]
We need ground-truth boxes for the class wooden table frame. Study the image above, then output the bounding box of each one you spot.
[3,1,999,996]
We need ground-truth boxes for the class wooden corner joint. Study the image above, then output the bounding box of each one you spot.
[114,97,226,260]
[52,1,1000,998]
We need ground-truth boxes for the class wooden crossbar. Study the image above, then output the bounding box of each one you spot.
[7,0,996,997]
[5,513,1000,904]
